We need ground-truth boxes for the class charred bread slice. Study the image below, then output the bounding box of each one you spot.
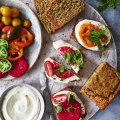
[45,0,85,32]
[44,57,80,83]
[81,62,120,109]
[53,40,83,74]
[52,86,86,120]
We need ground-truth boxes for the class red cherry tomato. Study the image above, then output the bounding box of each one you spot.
[44,61,54,77]
[0,72,5,78]
[56,70,74,79]
[0,22,4,30]
[58,46,74,56]
[52,94,67,104]
[9,58,28,78]
[2,26,13,34]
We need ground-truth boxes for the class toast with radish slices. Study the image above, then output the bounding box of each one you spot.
[44,58,80,83]
[52,87,86,120]
[53,40,83,74]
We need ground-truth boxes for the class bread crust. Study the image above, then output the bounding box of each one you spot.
[81,62,120,109]
[45,0,85,33]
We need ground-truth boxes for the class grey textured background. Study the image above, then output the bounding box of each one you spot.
[85,0,120,120]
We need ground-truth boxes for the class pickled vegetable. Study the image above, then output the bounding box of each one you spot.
[0,39,8,48]
[0,46,8,58]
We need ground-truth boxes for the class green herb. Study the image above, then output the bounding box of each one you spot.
[67,107,73,112]
[56,105,62,113]
[60,78,64,81]
[54,65,65,74]
[97,0,119,11]
[59,65,65,73]
[68,93,74,104]
[98,44,107,51]
[64,50,83,68]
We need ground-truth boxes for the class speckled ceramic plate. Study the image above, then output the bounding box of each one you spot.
[0,0,42,80]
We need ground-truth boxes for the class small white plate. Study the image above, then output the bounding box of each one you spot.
[0,0,42,80]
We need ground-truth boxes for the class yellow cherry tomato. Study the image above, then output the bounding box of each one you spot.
[0,6,5,14]
[1,34,7,39]
[1,6,11,17]
[12,18,21,26]
[11,8,20,18]
[23,19,32,28]
[1,16,12,25]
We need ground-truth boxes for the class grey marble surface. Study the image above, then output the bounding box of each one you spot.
[85,0,120,120]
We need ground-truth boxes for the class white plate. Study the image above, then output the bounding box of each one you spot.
[0,84,44,120]
[0,0,42,80]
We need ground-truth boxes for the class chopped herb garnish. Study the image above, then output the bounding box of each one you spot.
[68,93,74,104]
[67,107,73,112]
[98,44,107,51]
[59,65,65,73]
[56,105,62,113]
[97,0,119,11]
[64,50,83,68]
[54,65,65,74]
[88,29,108,51]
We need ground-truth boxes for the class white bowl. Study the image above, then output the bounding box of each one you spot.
[0,84,45,120]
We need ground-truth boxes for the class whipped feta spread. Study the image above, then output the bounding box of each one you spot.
[2,86,40,120]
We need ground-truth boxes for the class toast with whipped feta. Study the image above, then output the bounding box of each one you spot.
[53,40,83,73]
[44,57,80,83]
[52,87,86,120]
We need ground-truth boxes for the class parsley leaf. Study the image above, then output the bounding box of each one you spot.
[98,44,107,51]
[56,105,62,113]
[59,65,65,73]
[67,107,73,112]
[88,29,105,44]
[68,93,74,104]
[97,0,119,11]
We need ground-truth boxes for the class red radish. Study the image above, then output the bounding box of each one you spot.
[52,94,67,104]
[0,22,4,30]
[56,70,74,79]
[58,46,74,56]
[2,26,13,34]
[9,58,28,77]
[0,72,5,78]
[44,61,54,77]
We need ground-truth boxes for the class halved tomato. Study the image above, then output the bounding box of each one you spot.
[0,72,5,78]
[14,28,34,48]
[52,94,67,104]
[44,61,54,77]
[9,58,28,78]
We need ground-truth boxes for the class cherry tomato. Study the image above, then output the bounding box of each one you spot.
[9,58,28,77]
[0,72,5,78]
[12,18,21,26]
[14,28,34,48]
[2,26,13,34]
[53,61,60,69]
[1,16,12,25]
[11,8,20,18]
[44,61,54,77]
[1,6,11,17]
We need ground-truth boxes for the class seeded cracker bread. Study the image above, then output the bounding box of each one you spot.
[46,0,85,30]
[52,87,86,120]
[34,0,57,33]
[81,62,120,110]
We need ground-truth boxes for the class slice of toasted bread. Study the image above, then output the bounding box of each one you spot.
[52,86,86,120]
[45,0,85,31]
[34,0,57,33]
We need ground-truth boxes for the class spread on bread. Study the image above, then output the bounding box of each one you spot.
[44,57,80,83]
[53,40,83,73]
[52,88,86,120]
